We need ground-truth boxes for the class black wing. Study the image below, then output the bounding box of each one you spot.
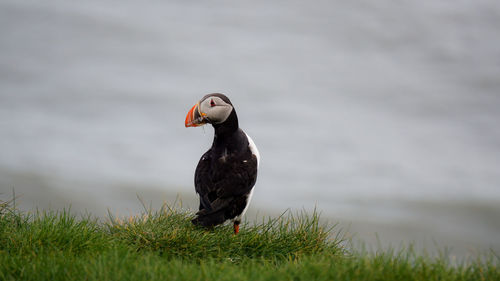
[193,145,258,227]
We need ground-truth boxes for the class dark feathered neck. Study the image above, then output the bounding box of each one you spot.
[212,109,239,146]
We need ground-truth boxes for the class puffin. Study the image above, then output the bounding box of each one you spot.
[185,93,260,234]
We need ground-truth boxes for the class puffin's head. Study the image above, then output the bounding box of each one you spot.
[185,93,234,127]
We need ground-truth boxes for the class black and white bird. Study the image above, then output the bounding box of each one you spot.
[185,93,260,234]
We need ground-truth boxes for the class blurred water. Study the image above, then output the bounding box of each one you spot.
[1,0,500,256]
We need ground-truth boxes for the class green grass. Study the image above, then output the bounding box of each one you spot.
[0,198,498,281]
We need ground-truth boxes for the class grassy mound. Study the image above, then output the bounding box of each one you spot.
[106,205,339,261]
[0,198,498,281]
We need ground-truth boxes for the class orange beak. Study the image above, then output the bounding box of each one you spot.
[185,102,207,127]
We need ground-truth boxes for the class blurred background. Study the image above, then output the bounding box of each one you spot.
[1,0,500,257]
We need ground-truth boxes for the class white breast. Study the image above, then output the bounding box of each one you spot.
[245,133,260,168]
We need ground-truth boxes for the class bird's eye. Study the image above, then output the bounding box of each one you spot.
[210,99,216,107]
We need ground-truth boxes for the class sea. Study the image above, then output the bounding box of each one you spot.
[1,0,500,258]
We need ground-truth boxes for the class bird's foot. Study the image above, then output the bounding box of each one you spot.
[233,222,240,235]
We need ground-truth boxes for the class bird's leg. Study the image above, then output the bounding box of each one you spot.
[233,221,240,235]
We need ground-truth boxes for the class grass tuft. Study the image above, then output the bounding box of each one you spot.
[0,198,498,281]
[106,205,341,262]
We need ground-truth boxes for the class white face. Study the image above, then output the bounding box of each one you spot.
[199,96,233,124]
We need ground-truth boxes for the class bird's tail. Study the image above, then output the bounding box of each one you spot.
[191,208,227,228]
